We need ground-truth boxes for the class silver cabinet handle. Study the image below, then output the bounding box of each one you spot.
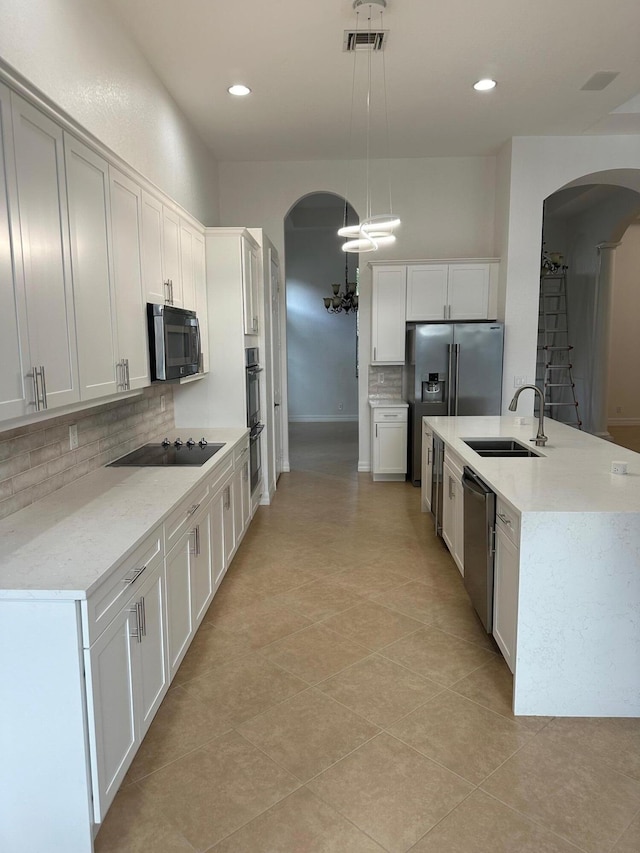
[123,564,148,584]
[124,358,130,390]
[140,596,147,637]
[40,365,48,409]
[187,502,200,516]
[373,346,377,361]
[129,601,143,643]
[497,511,512,527]
[243,462,249,482]
[170,279,174,304]
[224,486,231,510]
[489,525,496,556]
[31,367,40,411]
[454,343,460,416]
[375,424,378,438]
[448,475,455,499]
[189,525,200,557]
[427,447,432,464]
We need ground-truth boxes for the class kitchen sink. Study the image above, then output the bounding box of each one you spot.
[462,438,543,458]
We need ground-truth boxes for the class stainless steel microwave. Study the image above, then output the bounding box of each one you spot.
[147,303,201,381]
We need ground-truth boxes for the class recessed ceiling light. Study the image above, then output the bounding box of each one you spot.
[228,84,251,97]
[473,78,497,92]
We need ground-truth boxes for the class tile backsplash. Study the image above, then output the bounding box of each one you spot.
[0,386,175,521]
[368,365,403,398]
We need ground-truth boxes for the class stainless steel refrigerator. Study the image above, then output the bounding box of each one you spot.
[406,322,504,484]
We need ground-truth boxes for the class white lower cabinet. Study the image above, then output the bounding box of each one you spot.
[371,406,408,481]
[493,501,520,673]
[442,451,464,575]
[84,539,168,823]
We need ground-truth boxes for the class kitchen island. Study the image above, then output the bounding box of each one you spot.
[425,415,640,718]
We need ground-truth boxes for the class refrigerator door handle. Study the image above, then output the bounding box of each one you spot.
[455,343,461,415]
[447,343,454,415]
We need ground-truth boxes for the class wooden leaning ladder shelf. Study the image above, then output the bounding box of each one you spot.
[536,273,582,429]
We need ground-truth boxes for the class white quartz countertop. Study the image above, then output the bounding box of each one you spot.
[0,427,248,599]
[368,397,409,408]
[425,415,640,513]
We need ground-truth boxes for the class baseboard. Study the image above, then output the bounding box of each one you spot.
[358,461,371,472]
[608,418,640,427]
[282,463,291,473]
[288,416,358,423]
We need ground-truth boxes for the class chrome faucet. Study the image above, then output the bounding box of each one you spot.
[508,384,548,446]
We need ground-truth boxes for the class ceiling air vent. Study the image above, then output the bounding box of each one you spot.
[581,71,619,91]
[344,30,388,51]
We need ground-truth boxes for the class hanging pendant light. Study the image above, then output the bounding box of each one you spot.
[339,0,400,253]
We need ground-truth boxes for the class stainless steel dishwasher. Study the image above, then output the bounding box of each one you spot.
[461,467,496,632]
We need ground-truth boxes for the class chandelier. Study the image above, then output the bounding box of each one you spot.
[323,258,358,314]
[338,0,400,253]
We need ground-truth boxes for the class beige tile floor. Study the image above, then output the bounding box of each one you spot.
[95,423,640,853]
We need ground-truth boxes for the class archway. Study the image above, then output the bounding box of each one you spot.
[539,180,640,435]
[283,192,361,475]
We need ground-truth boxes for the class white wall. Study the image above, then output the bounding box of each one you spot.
[609,222,640,423]
[499,136,640,420]
[218,156,497,467]
[0,0,219,223]
[285,226,358,421]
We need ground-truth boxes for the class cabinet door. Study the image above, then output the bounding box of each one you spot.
[162,206,182,307]
[84,604,137,822]
[493,528,519,673]
[242,236,258,334]
[165,538,193,678]
[11,93,79,410]
[421,426,433,512]
[141,190,165,305]
[441,461,457,556]
[374,421,407,474]
[223,480,235,566]
[65,134,118,400]
[0,82,30,420]
[179,221,196,310]
[448,264,490,320]
[193,231,208,373]
[109,167,149,390]
[210,487,226,590]
[190,503,214,627]
[371,266,406,364]
[406,265,449,321]
[135,566,169,738]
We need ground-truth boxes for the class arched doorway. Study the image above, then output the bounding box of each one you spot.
[539,180,640,437]
[284,192,360,476]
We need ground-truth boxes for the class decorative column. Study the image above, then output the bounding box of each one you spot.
[590,242,620,438]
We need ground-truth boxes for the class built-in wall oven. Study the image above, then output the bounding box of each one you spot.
[245,348,264,493]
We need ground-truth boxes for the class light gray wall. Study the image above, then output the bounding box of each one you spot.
[543,188,640,431]
[285,226,358,421]
[0,0,219,224]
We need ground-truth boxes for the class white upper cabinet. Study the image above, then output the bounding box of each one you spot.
[242,234,259,335]
[371,265,407,364]
[162,206,182,307]
[0,83,30,421]
[65,133,119,401]
[141,190,165,306]
[179,221,196,311]
[10,93,80,412]
[447,264,492,320]
[109,166,150,391]
[406,265,449,321]
[405,261,497,321]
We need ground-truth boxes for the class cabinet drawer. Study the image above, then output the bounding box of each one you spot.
[164,482,210,553]
[82,528,163,646]
[373,407,408,423]
[444,447,464,480]
[495,498,520,546]
[208,453,234,494]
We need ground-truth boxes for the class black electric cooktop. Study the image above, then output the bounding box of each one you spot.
[108,441,225,467]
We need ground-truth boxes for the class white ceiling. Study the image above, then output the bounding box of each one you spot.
[107,0,640,162]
